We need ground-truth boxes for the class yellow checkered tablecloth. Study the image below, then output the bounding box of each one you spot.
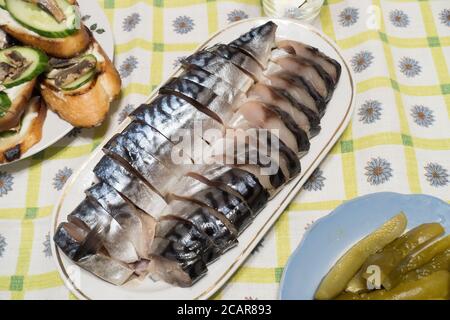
[0,0,449,300]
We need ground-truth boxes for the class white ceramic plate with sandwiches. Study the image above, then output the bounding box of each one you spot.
[0,0,114,166]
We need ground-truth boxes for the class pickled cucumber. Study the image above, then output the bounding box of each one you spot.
[346,222,444,293]
[314,213,407,300]
[337,270,450,300]
[401,249,450,283]
[384,235,450,289]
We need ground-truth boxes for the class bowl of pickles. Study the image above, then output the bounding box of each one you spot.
[280,192,450,300]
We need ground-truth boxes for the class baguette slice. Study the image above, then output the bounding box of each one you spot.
[0,96,47,163]
[40,41,121,128]
[0,5,90,58]
[0,79,36,132]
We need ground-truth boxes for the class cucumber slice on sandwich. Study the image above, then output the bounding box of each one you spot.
[0,46,48,88]
[5,0,80,38]
[0,92,12,117]
[61,69,95,91]
[47,53,97,91]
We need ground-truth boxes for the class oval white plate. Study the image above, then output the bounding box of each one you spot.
[279,192,450,300]
[0,0,114,167]
[51,18,356,300]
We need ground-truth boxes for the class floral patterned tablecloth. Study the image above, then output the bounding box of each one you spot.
[0,0,449,300]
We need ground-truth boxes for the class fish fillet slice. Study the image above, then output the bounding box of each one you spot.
[232,100,310,155]
[130,95,221,160]
[85,182,156,259]
[163,199,238,252]
[189,165,269,213]
[182,50,254,93]
[263,72,321,116]
[54,222,134,286]
[103,134,176,196]
[226,128,301,180]
[277,40,342,85]
[121,121,194,173]
[179,66,243,105]
[246,83,321,137]
[93,156,167,216]
[77,254,135,286]
[160,77,234,126]
[207,43,263,82]
[147,246,207,288]
[157,216,221,264]
[271,56,333,102]
[228,21,277,68]
[67,197,140,263]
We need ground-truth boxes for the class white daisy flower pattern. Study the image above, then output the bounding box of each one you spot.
[339,7,359,27]
[53,167,73,191]
[173,16,195,34]
[351,51,374,73]
[411,105,434,127]
[0,171,13,197]
[399,57,421,78]
[365,158,393,185]
[425,163,448,187]
[390,10,410,28]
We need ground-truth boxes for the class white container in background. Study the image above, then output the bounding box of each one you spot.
[263,0,325,22]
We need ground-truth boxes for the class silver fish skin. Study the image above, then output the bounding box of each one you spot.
[121,121,193,172]
[54,221,135,286]
[163,199,238,252]
[159,77,232,126]
[207,43,263,82]
[85,182,157,258]
[229,21,277,68]
[178,66,243,105]
[160,78,216,108]
[207,144,286,195]
[104,134,176,196]
[93,156,167,216]
[169,174,211,200]
[53,222,89,260]
[174,186,254,235]
[130,95,220,163]
[157,216,221,265]
[182,50,254,93]
[190,165,269,214]
[77,254,135,286]
[67,197,111,230]
[67,197,140,263]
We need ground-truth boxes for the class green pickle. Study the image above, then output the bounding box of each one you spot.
[314,213,407,300]
[346,223,444,292]
[384,235,450,289]
[337,270,450,300]
[401,248,450,283]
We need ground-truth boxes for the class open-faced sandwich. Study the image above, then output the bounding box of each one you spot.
[0,44,48,162]
[0,0,90,58]
[40,39,121,128]
[0,0,121,163]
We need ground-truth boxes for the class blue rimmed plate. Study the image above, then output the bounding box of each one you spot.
[279,192,450,300]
